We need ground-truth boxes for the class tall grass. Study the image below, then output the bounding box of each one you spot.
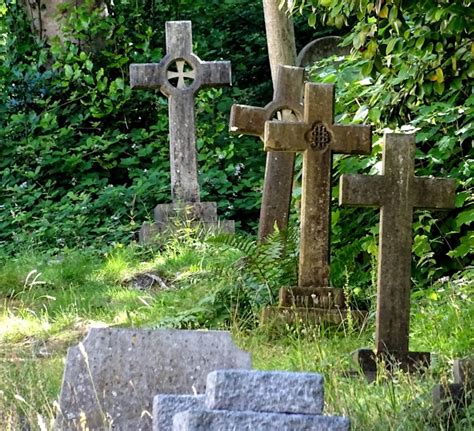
[1,233,472,430]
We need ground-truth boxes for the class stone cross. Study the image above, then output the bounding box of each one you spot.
[229,65,304,240]
[264,83,371,307]
[339,133,455,369]
[130,21,231,203]
[129,21,232,241]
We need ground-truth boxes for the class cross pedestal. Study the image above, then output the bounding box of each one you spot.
[340,133,455,373]
[261,83,372,325]
[130,21,234,242]
[229,65,304,241]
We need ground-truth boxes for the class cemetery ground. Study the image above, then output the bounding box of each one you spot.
[0,230,472,430]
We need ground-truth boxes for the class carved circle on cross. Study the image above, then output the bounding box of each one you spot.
[306,122,331,151]
[166,59,196,89]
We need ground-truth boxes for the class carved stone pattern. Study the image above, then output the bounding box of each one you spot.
[167,59,196,89]
[306,122,331,151]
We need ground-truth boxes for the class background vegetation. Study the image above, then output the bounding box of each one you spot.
[0,0,317,251]
[0,0,473,429]
[1,0,472,289]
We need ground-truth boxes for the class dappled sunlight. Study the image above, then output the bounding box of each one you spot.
[0,314,52,343]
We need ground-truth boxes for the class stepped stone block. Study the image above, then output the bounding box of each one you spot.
[206,369,324,415]
[154,394,205,431]
[173,409,350,431]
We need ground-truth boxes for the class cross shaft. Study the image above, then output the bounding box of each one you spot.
[339,133,455,354]
[229,65,304,240]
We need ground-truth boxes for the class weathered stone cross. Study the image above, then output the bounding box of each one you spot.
[229,65,304,240]
[129,21,232,240]
[264,83,372,313]
[339,133,455,370]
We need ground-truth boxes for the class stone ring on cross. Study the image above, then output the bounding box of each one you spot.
[166,59,196,89]
[271,108,300,122]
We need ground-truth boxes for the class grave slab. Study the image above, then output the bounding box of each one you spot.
[130,21,233,242]
[153,395,205,431]
[172,409,350,431]
[296,36,350,68]
[339,133,456,372]
[205,369,324,415]
[55,328,251,430]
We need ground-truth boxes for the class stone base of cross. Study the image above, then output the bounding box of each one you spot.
[261,303,368,327]
[351,349,431,381]
[139,202,235,243]
[261,286,368,326]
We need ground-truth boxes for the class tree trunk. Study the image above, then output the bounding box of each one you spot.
[21,0,105,42]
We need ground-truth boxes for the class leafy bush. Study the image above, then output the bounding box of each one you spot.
[1,0,296,252]
[288,0,473,287]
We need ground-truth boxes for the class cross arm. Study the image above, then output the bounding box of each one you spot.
[339,174,385,207]
[331,124,372,155]
[413,177,456,210]
[199,61,232,88]
[264,120,310,152]
[129,63,164,89]
[229,104,268,137]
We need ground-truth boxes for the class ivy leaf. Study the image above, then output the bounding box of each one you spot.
[64,64,73,80]
[436,67,444,83]
[455,209,474,229]
[386,38,398,55]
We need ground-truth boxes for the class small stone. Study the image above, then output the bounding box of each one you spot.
[153,395,205,431]
[172,409,350,431]
[206,369,324,415]
[453,357,474,388]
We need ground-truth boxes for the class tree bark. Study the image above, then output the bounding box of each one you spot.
[21,0,104,42]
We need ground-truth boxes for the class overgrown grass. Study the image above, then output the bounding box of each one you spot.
[0,231,472,430]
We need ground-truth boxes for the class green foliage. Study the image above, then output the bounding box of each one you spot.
[288,0,473,286]
[205,228,300,323]
[0,0,280,252]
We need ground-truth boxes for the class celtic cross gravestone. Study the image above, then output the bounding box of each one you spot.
[263,83,371,323]
[130,21,233,242]
[296,36,350,68]
[229,65,304,240]
[339,133,455,371]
